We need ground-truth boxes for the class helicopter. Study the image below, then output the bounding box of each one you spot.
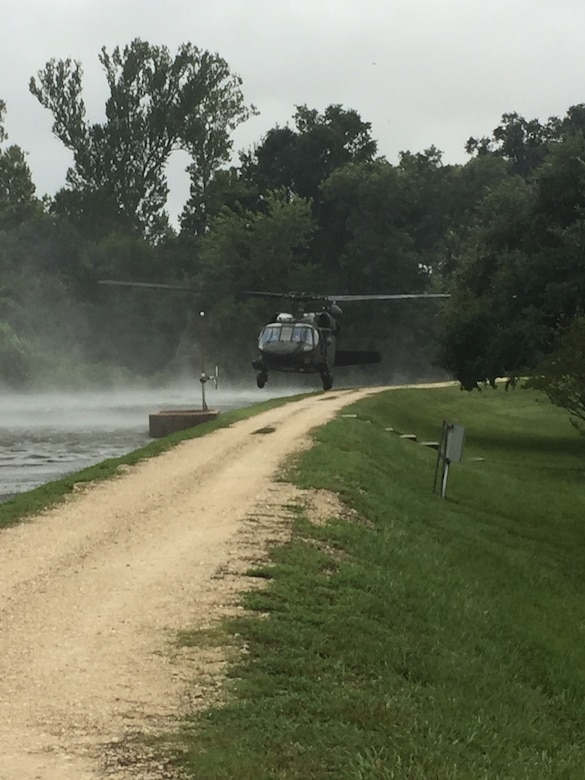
[245,290,449,390]
[98,281,448,391]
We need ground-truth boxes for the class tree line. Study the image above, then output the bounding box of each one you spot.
[2,38,585,416]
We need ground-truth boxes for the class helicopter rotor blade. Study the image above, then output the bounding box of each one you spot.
[242,290,291,299]
[100,284,450,301]
[99,280,201,293]
[324,293,450,301]
[242,290,449,303]
[242,290,323,301]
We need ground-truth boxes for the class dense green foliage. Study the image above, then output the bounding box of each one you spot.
[2,40,585,394]
[526,314,585,430]
[174,386,585,778]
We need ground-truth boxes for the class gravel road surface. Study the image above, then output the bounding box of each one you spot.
[0,388,385,779]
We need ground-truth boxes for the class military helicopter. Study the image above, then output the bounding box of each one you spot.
[245,290,449,390]
[98,281,448,391]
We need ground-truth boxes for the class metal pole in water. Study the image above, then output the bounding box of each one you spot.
[199,311,208,412]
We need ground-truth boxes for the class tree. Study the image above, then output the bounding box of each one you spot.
[198,188,316,294]
[439,153,510,276]
[30,39,254,240]
[532,132,585,230]
[240,104,378,205]
[180,165,258,238]
[0,100,39,229]
[0,321,34,388]
[317,159,451,379]
[395,146,461,272]
[319,159,425,292]
[436,174,544,387]
[527,316,585,431]
[180,60,258,236]
[465,112,552,177]
[465,105,585,179]
[437,129,585,388]
[194,189,317,372]
[0,100,5,144]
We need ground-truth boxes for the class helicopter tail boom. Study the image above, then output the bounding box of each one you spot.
[334,349,381,367]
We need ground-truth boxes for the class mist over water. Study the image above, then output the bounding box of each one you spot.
[0,382,299,501]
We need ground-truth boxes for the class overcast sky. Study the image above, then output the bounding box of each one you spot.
[1,0,583,220]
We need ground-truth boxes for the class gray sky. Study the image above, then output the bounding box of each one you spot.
[1,0,583,220]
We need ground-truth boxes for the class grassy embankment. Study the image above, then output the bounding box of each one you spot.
[174,385,585,779]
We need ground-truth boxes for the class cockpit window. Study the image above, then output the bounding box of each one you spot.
[292,325,316,345]
[259,326,280,346]
[259,323,318,347]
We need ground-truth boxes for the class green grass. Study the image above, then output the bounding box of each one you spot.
[174,385,585,779]
[0,392,310,530]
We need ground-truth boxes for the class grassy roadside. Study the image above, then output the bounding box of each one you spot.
[0,393,310,529]
[175,385,585,779]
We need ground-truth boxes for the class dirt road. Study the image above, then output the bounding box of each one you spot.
[0,388,385,780]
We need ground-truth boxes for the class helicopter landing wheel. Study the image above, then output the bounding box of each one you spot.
[321,372,334,391]
[256,371,268,389]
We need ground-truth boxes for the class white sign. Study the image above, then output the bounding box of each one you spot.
[446,424,465,463]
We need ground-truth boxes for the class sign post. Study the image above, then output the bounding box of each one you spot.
[433,421,465,498]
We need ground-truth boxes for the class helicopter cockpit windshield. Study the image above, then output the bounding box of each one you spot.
[259,323,318,349]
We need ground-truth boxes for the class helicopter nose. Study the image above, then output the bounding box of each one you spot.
[262,341,305,355]
[260,341,313,370]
